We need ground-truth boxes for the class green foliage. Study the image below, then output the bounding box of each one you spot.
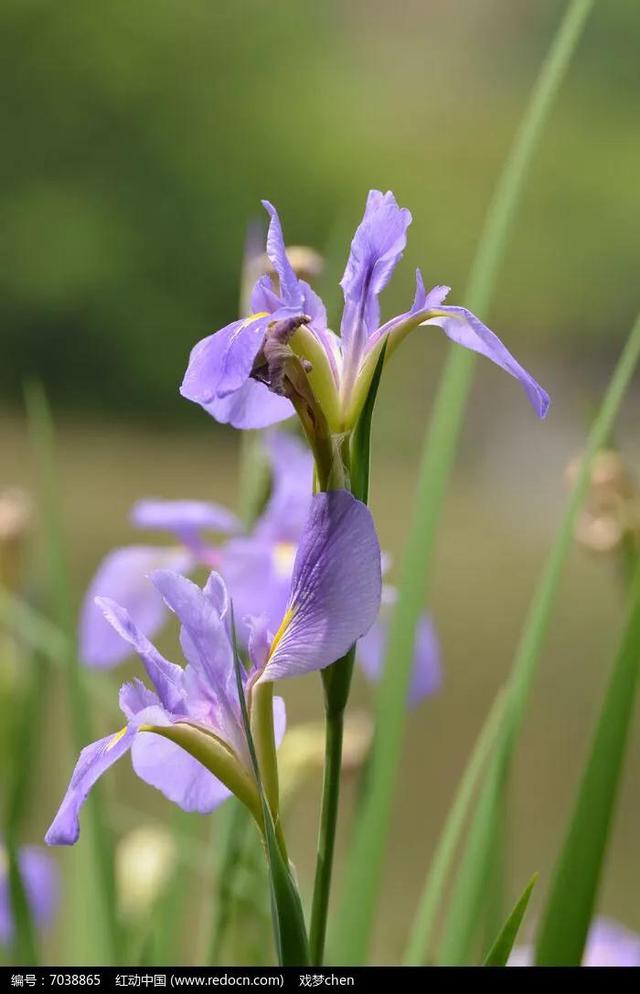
[535,556,640,965]
[483,874,537,967]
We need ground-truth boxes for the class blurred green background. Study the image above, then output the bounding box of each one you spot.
[2,0,640,964]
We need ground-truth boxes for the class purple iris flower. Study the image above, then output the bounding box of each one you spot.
[46,491,381,846]
[510,918,640,967]
[180,191,549,432]
[0,846,59,945]
[80,431,441,706]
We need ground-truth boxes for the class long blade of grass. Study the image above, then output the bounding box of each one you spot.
[333,0,596,964]
[438,310,640,965]
[534,557,640,965]
[402,689,505,964]
[25,382,120,963]
[483,873,538,967]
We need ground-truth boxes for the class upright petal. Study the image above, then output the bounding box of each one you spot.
[340,190,412,355]
[131,499,241,540]
[427,305,550,418]
[45,726,137,845]
[357,610,441,706]
[149,570,241,746]
[79,545,193,670]
[261,201,303,307]
[96,597,185,712]
[260,491,381,682]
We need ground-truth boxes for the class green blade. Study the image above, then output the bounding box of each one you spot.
[333,0,595,964]
[483,874,538,967]
[534,557,640,965]
[403,690,505,964]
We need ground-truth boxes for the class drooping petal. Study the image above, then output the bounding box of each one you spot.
[260,491,381,682]
[203,378,294,430]
[261,201,304,307]
[357,609,441,706]
[365,268,549,419]
[340,190,412,354]
[181,314,275,407]
[131,499,241,539]
[131,711,231,815]
[427,305,550,418]
[96,597,185,712]
[79,545,194,670]
[45,726,138,845]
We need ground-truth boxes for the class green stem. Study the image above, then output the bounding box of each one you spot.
[309,703,345,964]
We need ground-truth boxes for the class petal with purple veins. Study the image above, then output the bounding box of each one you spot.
[260,491,382,682]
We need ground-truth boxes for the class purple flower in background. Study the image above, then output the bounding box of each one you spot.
[80,431,441,706]
[47,491,381,845]
[0,846,59,945]
[509,918,640,967]
[180,191,549,433]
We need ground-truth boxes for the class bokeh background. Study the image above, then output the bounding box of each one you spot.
[2,0,640,963]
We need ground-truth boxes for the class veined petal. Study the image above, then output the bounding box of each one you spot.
[261,201,304,307]
[426,304,550,418]
[260,491,381,682]
[340,190,412,353]
[96,597,185,712]
[79,545,193,670]
[180,314,272,406]
[221,536,291,643]
[204,379,294,430]
[45,725,138,845]
[131,499,241,538]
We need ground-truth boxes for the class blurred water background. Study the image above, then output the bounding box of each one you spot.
[1,0,639,962]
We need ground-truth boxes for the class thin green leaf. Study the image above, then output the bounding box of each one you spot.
[350,341,387,504]
[437,309,640,965]
[230,608,310,967]
[25,381,120,963]
[333,0,595,964]
[483,874,538,967]
[403,690,505,964]
[534,557,640,965]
